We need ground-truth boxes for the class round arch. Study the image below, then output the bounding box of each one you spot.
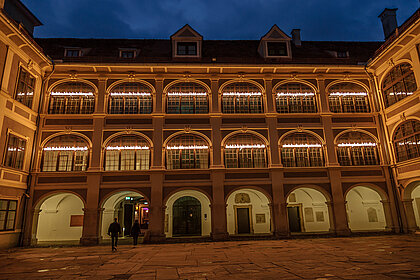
[273,79,319,93]
[389,117,420,141]
[163,79,211,94]
[225,186,273,204]
[226,187,272,235]
[278,129,325,146]
[219,79,265,95]
[34,190,87,210]
[334,129,379,145]
[102,131,153,149]
[40,132,93,149]
[107,79,156,95]
[164,189,212,237]
[48,79,99,95]
[285,184,332,202]
[221,130,269,147]
[325,79,370,94]
[344,183,389,201]
[378,60,414,88]
[163,131,212,148]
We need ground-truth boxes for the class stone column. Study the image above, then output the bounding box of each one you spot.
[89,117,104,172]
[211,170,228,240]
[267,117,280,166]
[326,202,335,232]
[271,170,288,237]
[211,78,219,113]
[329,169,351,236]
[155,78,163,113]
[148,172,165,242]
[24,208,41,246]
[265,78,275,113]
[152,116,164,169]
[96,78,106,114]
[381,200,394,231]
[210,116,223,168]
[80,174,101,245]
[402,199,419,232]
[382,168,400,232]
[317,78,329,113]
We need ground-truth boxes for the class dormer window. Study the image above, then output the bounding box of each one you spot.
[65,49,81,57]
[120,50,136,59]
[267,42,288,56]
[337,51,348,58]
[177,42,197,56]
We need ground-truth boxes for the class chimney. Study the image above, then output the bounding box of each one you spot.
[291,29,301,47]
[379,8,398,39]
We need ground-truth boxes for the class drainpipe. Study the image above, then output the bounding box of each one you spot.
[18,59,55,246]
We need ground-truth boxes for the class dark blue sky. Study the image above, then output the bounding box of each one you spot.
[23,0,419,41]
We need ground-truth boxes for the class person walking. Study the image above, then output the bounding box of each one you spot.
[108,218,121,251]
[131,220,141,246]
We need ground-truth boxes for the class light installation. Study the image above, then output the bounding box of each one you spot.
[282,144,322,148]
[110,92,151,96]
[398,140,420,145]
[17,92,33,96]
[225,144,266,149]
[277,92,315,97]
[51,92,93,96]
[167,145,208,150]
[43,146,88,151]
[337,143,377,147]
[223,92,262,96]
[167,92,207,96]
[329,92,367,96]
[389,92,413,96]
[106,146,149,150]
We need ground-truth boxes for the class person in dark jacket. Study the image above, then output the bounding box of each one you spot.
[131,220,141,246]
[108,218,121,251]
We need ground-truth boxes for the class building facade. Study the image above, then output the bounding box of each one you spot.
[0,1,419,248]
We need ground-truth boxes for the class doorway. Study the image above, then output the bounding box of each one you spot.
[173,196,202,236]
[287,205,302,232]
[236,207,251,234]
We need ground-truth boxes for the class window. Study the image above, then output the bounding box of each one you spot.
[4,134,26,169]
[336,131,379,166]
[267,42,288,56]
[167,82,208,114]
[105,135,150,171]
[328,82,370,113]
[275,83,317,113]
[0,200,17,231]
[393,120,420,162]
[49,82,95,114]
[222,82,263,113]
[166,134,209,169]
[65,49,81,57]
[280,132,324,167]
[42,135,89,172]
[337,51,348,58]
[109,82,152,114]
[120,50,135,59]
[382,63,417,107]
[15,67,35,108]
[177,42,197,55]
[224,133,267,168]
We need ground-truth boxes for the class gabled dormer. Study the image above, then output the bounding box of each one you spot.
[171,24,202,58]
[258,25,292,59]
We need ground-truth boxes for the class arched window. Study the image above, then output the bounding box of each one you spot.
[166,134,209,169]
[275,83,317,113]
[49,82,95,114]
[166,82,208,114]
[224,133,267,168]
[393,120,420,162]
[280,132,324,167]
[104,135,150,171]
[109,82,152,114]
[222,82,263,113]
[42,135,89,171]
[382,63,417,107]
[328,82,369,113]
[336,131,379,166]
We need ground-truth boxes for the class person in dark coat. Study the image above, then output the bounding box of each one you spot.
[108,218,121,251]
[131,220,141,246]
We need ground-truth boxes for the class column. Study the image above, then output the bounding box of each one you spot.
[148,172,165,242]
[329,169,351,235]
[326,202,335,232]
[402,199,419,232]
[271,170,288,237]
[155,78,163,113]
[210,116,223,168]
[80,174,101,245]
[152,116,164,169]
[211,171,228,240]
[381,200,395,231]
[267,117,280,166]
[317,78,329,113]
[211,78,219,113]
[382,168,401,232]
[96,78,106,114]
[264,78,275,113]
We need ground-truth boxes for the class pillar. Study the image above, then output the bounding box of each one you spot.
[80,174,101,245]
[211,79,220,113]
[271,170,288,237]
[402,199,419,232]
[329,169,351,235]
[148,172,165,242]
[382,168,401,232]
[326,202,335,232]
[264,78,275,113]
[381,200,394,231]
[211,171,228,240]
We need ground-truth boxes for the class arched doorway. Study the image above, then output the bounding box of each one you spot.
[173,196,201,236]
[36,193,84,243]
[101,191,149,239]
[226,189,271,235]
[164,190,211,237]
[286,187,331,233]
[346,186,387,231]
[410,182,420,228]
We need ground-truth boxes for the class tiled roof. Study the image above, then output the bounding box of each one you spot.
[35,38,382,66]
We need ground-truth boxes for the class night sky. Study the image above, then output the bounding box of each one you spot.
[22,0,419,41]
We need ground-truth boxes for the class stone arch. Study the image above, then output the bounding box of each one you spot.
[164,189,212,237]
[402,180,420,229]
[107,79,156,95]
[219,79,265,95]
[48,78,98,95]
[325,79,370,94]
[103,131,153,149]
[273,79,319,93]
[163,79,211,94]
[226,187,272,235]
[222,130,269,147]
[278,129,325,145]
[163,130,212,148]
[389,117,420,142]
[41,132,92,149]
[378,60,414,88]
[334,129,379,145]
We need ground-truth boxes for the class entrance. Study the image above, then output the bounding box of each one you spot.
[236,207,251,234]
[287,206,302,232]
[173,196,201,236]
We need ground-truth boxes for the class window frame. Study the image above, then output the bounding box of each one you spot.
[223,133,267,168]
[327,82,370,113]
[14,66,35,109]
[64,49,82,57]
[108,82,153,115]
[280,132,324,167]
[119,49,136,59]
[274,82,318,113]
[48,82,96,114]
[266,41,288,57]
[166,134,209,170]
[3,133,27,170]
[221,82,264,114]
[166,82,209,114]
[0,199,18,231]
[176,42,198,56]
[336,131,379,166]
[393,120,420,162]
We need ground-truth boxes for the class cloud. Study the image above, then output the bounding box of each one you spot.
[22,0,419,40]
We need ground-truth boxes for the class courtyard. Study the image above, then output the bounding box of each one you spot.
[0,235,419,279]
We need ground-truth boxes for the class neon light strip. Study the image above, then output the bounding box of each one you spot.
[43,146,88,151]
[338,143,377,147]
[398,141,420,145]
[388,92,413,96]
[7,148,23,152]
[225,144,266,149]
[277,92,315,97]
[167,145,208,150]
[106,146,149,150]
[17,92,33,96]
[110,92,151,96]
[51,92,94,96]
[329,92,367,96]
[168,92,207,96]
[282,144,322,148]
[223,92,262,96]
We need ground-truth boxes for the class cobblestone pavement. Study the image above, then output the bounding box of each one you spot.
[0,235,420,280]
